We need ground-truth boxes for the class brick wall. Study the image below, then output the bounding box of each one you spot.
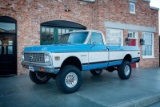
[97,0,159,68]
[0,0,159,74]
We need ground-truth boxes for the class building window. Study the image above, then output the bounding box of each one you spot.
[106,29,123,46]
[129,3,135,14]
[142,32,154,58]
[40,26,78,45]
[128,32,137,39]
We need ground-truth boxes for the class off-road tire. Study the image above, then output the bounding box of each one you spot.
[29,71,50,84]
[118,60,132,80]
[56,65,82,93]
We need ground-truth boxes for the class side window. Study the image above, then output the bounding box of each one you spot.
[90,32,103,44]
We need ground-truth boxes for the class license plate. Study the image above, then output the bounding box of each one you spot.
[29,66,34,71]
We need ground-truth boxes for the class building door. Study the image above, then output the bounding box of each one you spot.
[128,39,136,68]
[0,16,17,75]
[128,31,138,68]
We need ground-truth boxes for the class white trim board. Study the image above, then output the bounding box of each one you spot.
[104,21,156,33]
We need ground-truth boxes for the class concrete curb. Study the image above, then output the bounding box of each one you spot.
[109,93,160,107]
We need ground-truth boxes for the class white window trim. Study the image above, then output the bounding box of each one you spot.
[129,2,135,14]
[142,32,154,59]
[106,28,123,46]
[128,31,138,47]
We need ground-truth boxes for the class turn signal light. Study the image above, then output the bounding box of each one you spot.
[40,67,45,71]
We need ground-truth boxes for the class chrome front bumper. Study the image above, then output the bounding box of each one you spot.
[21,61,59,74]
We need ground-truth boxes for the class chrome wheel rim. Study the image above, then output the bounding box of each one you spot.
[65,72,78,88]
[36,73,48,81]
[124,65,130,76]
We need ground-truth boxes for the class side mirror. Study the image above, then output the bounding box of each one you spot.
[90,42,96,48]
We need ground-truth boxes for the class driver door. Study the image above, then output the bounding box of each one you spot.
[88,32,108,70]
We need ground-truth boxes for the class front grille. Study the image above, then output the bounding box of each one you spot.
[24,53,45,63]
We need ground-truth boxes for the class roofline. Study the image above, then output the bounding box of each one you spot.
[150,6,159,10]
[67,30,102,34]
[143,0,150,3]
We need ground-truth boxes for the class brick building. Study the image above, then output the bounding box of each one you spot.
[0,0,159,75]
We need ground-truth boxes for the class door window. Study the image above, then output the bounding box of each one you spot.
[0,35,13,54]
[89,32,103,45]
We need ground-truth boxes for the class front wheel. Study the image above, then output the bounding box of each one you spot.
[56,65,82,93]
[29,71,51,84]
[118,60,132,80]
[90,69,102,76]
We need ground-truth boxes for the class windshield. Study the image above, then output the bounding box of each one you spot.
[58,32,88,44]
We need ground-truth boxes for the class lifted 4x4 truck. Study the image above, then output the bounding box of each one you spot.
[22,30,140,93]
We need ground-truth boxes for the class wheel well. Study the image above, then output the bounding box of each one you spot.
[123,54,132,62]
[61,57,82,71]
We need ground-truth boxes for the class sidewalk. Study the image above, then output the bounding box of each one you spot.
[0,68,160,107]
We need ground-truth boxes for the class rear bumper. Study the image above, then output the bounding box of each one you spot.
[131,57,140,63]
[21,61,59,74]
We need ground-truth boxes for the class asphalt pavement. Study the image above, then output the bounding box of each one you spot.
[0,68,160,107]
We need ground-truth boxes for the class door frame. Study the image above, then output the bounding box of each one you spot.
[128,31,139,68]
[0,16,17,75]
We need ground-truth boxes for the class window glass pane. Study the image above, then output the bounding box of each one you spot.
[8,46,13,54]
[46,28,49,34]
[50,28,54,35]
[106,29,122,46]
[8,40,13,54]
[90,32,103,44]
[0,22,15,33]
[41,26,54,45]
[66,29,69,33]
[62,29,66,34]
[142,32,153,56]
[130,3,135,13]
[42,27,45,34]
[0,35,13,54]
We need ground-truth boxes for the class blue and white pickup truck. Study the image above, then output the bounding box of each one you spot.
[22,30,140,93]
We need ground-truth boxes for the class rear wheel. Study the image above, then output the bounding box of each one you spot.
[56,65,82,93]
[29,71,51,84]
[90,69,102,76]
[118,60,131,80]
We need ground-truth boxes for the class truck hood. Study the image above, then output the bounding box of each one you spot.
[23,44,88,53]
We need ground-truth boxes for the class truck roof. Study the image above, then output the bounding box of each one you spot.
[70,30,102,34]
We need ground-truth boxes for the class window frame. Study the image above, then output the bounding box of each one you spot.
[142,32,154,58]
[129,2,135,14]
[106,28,123,46]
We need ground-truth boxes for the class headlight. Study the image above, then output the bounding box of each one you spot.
[22,54,24,60]
[44,54,50,63]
